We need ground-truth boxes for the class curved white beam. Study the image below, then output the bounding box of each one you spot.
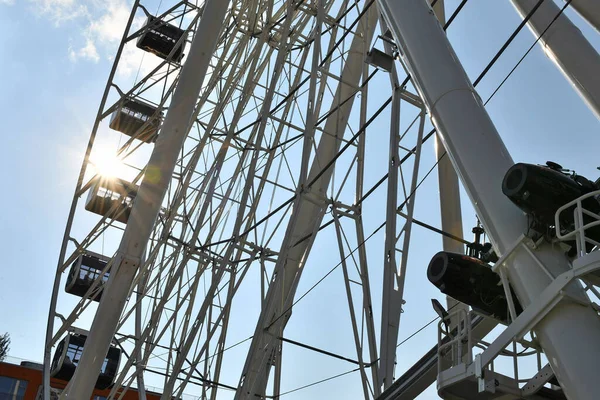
[60,1,231,398]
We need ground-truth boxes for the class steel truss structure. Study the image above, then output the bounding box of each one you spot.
[43,0,600,399]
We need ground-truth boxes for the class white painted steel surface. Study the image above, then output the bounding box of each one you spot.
[568,0,600,32]
[377,13,414,390]
[435,134,469,331]
[43,0,600,398]
[60,1,231,398]
[234,6,379,398]
[377,0,600,399]
[42,2,143,398]
[47,2,401,398]
[429,0,468,325]
[512,0,600,120]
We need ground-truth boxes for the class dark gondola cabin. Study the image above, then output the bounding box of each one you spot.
[85,177,138,224]
[136,15,186,61]
[65,252,110,301]
[109,98,162,143]
[50,333,121,390]
[366,48,394,72]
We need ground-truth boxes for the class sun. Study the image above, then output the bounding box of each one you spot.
[89,146,127,179]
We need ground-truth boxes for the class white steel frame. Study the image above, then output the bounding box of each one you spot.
[45,1,435,399]
[378,0,600,399]
[511,0,600,120]
[568,0,600,32]
[44,1,600,399]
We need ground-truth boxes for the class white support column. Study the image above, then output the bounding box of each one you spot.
[436,132,469,331]
[377,1,600,399]
[434,138,463,256]
[379,87,402,391]
[235,6,378,398]
[135,257,148,400]
[429,0,468,325]
[511,0,600,120]
[376,13,428,391]
[567,0,600,32]
[429,1,464,257]
[60,1,231,398]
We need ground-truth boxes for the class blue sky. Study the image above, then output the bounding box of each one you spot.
[0,0,599,399]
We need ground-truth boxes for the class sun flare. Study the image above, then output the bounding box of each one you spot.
[90,147,127,179]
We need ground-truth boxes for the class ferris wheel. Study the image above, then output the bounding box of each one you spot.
[43,0,600,400]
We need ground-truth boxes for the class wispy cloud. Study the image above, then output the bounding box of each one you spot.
[29,0,89,25]
[69,37,100,62]
[67,0,132,65]
[26,0,152,75]
[88,0,132,44]
[0,0,16,5]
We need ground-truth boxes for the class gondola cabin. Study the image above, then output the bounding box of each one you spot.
[50,333,121,390]
[109,98,162,143]
[366,47,394,72]
[136,15,186,61]
[85,177,138,224]
[65,252,110,301]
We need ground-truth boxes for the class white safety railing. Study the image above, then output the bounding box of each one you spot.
[434,193,600,395]
[436,311,548,392]
[437,308,472,373]
[555,189,600,258]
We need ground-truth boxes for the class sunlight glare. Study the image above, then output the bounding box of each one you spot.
[90,149,127,178]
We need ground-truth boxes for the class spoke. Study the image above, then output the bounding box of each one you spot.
[45,1,433,399]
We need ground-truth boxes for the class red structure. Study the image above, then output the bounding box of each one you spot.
[0,361,161,400]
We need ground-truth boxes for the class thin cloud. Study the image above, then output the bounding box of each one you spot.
[27,0,152,76]
[29,0,89,25]
[68,38,100,63]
